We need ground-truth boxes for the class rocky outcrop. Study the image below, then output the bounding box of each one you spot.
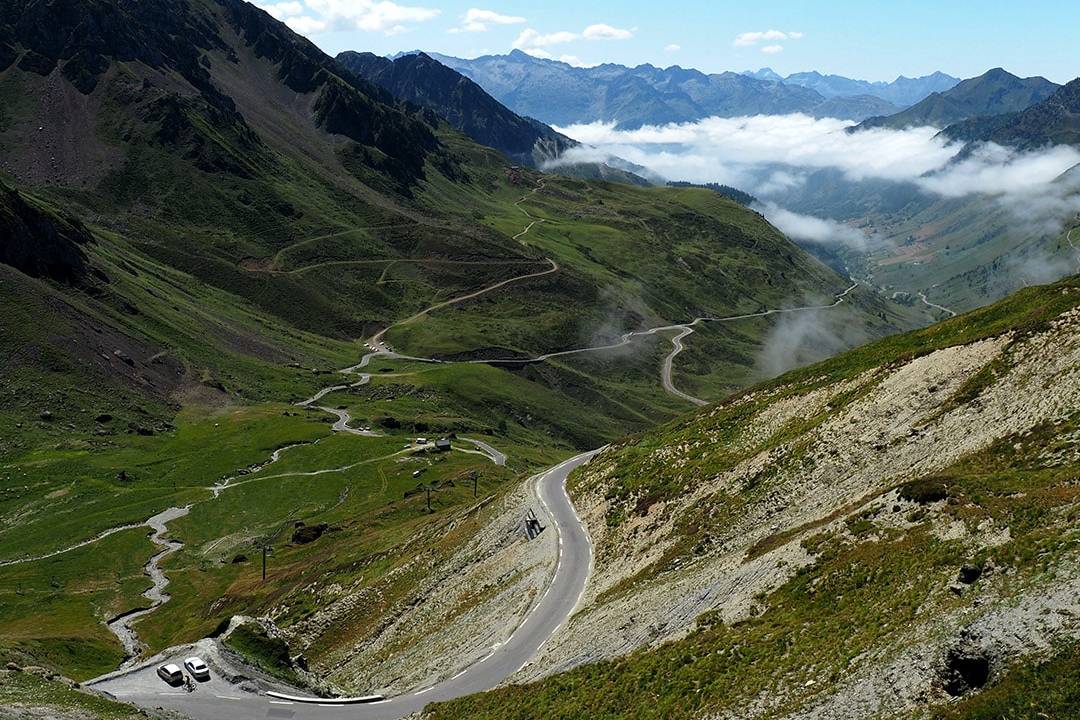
[337,51,575,168]
[278,478,557,696]
[0,180,92,283]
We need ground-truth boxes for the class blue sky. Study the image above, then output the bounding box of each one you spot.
[257,0,1078,83]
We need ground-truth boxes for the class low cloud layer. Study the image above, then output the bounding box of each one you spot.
[756,202,874,251]
[758,307,862,378]
[553,114,1080,237]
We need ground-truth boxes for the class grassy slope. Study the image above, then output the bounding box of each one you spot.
[223,622,301,685]
[405,135,886,358]
[862,191,1079,312]
[427,274,1080,720]
[0,171,913,682]
[0,670,148,720]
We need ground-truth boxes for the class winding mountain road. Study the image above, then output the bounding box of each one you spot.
[1067,225,1080,272]
[917,291,957,318]
[462,283,860,404]
[369,258,558,349]
[662,327,708,406]
[90,451,601,720]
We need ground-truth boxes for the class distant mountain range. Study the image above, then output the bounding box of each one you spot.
[743,68,960,107]
[337,51,574,168]
[337,50,652,183]
[414,50,901,129]
[856,68,1059,131]
[942,77,1080,149]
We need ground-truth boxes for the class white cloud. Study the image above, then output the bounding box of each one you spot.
[664,43,681,52]
[558,54,589,67]
[556,115,957,185]
[257,1,304,19]
[552,114,1080,213]
[513,22,634,51]
[761,44,784,54]
[514,28,579,48]
[918,143,1080,198]
[756,201,873,250]
[518,48,592,66]
[285,15,328,34]
[734,29,803,47]
[303,0,440,34]
[582,24,634,40]
[757,169,806,195]
[452,8,526,33]
[995,169,1080,238]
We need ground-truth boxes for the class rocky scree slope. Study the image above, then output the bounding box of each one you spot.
[429,274,1080,720]
[278,475,559,696]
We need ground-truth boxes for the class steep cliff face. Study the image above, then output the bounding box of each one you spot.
[0,0,448,193]
[430,275,1080,720]
[0,180,91,283]
[338,51,575,168]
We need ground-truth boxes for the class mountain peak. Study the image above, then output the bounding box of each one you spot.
[979,67,1015,80]
[856,66,1059,131]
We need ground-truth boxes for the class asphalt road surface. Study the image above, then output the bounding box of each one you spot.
[661,326,708,406]
[459,437,509,466]
[91,449,601,720]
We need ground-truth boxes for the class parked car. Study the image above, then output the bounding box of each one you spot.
[156,663,183,685]
[183,656,210,681]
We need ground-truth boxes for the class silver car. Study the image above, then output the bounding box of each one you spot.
[156,663,183,685]
[183,656,210,681]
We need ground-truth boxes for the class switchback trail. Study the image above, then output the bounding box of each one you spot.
[917,291,957,318]
[279,257,551,276]
[90,451,603,720]
[365,177,858,406]
[662,327,708,406]
[1067,226,1080,272]
[512,178,548,241]
[370,258,558,349]
[104,506,191,664]
[466,283,860,405]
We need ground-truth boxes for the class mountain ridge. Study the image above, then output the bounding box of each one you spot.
[941,77,1080,149]
[745,67,960,106]
[855,67,1059,131]
[419,50,900,128]
[337,50,575,168]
